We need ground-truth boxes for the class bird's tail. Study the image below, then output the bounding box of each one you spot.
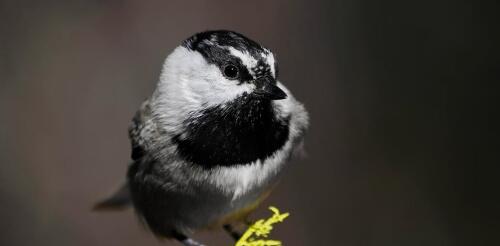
[93,183,131,211]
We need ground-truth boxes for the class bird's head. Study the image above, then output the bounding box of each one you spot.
[156,30,286,109]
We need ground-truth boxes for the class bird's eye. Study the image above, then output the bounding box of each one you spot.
[223,65,239,79]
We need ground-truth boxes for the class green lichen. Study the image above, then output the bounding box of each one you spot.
[235,206,289,246]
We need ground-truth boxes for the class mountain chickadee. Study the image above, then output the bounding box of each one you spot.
[95,30,309,246]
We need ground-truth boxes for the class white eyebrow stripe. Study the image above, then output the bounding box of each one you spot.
[263,52,276,78]
[227,47,258,76]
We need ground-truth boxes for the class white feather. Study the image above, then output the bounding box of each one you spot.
[151,47,255,134]
[261,49,276,78]
[227,47,258,77]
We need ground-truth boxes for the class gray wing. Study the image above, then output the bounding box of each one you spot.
[129,99,155,161]
[93,100,155,211]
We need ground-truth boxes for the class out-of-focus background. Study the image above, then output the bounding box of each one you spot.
[1,0,498,245]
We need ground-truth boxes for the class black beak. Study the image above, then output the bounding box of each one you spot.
[254,76,287,100]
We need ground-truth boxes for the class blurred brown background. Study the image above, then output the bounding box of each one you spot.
[1,0,498,245]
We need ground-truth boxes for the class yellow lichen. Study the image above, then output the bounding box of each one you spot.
[235,206,289,246]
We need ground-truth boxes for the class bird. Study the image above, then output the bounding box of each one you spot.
[94,30,309,246]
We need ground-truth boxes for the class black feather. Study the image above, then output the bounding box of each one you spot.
[173,93,290,168]
[183,30,276,83]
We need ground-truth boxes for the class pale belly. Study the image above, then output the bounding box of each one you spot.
[137,141,294,236]
[170,173,278,233]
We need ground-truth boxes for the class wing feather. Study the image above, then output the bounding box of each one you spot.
[128,100,155,161]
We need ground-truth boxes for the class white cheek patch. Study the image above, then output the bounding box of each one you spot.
[154,46,256,130]
[202,73,255,106]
